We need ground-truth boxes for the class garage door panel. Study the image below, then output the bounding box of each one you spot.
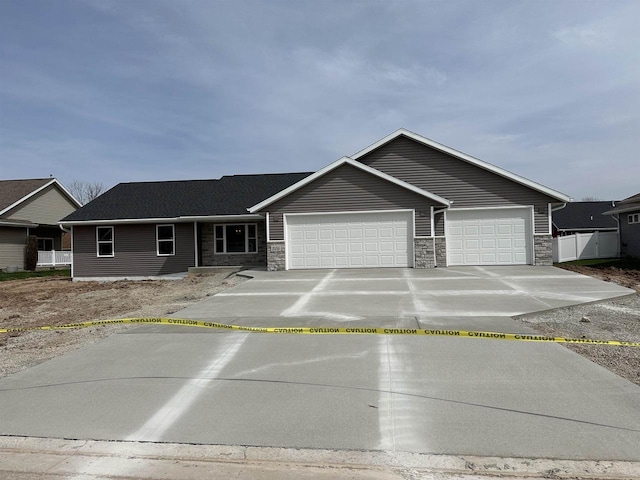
[482,239,496,248]
[379,228,393,238]
[364,242,378,252]
[287,211,413,269]
[305,244,318,254]
[465,239,480,249]
[320,243,333,253]
[447,208,531,266]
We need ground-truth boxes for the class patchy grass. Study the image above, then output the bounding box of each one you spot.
[555,258,640,270]
[0,269,71,282]
[555,258,640,293]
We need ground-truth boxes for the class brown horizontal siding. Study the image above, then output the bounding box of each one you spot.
[265,164,440,240]
[5,184,77,226]
[0,226,26,269]
[73,223,195,277]
[358,135,555,234]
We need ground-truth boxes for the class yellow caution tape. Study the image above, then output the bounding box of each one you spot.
[1,317,639,347]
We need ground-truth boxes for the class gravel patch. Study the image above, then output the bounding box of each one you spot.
[518,294,640,386]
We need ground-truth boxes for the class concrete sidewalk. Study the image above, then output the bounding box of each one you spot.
[2,436,640,480]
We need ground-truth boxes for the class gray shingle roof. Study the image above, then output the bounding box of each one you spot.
[61,173,312,222]
[0,178,52,213]
[553,201,619,231]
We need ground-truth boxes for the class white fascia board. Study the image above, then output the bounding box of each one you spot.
[52,179,83,208]
[351,128,571,203]
[249,156,450,212]
[0,179,82,216]
[0,179,55,216]
[60,214,264,227]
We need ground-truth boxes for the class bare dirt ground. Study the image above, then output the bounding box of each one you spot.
[519,263,640,386]
[0,272,244,378]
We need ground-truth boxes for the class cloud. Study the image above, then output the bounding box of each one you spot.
[554,25,611,49]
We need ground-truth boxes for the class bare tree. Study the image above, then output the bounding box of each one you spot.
[581,196,602,201]
[69,180,105,205]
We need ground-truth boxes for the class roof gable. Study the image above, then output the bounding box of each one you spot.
[0,178,81,218]
[249,157,450,212]
[352,129,570,203]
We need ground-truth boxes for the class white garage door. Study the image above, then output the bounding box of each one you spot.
[446,208,532,266]
[286,211,413,269]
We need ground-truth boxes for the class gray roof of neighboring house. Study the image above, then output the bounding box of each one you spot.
[602,192,640,215]
[61,173,313,222]
[0,178,52,214]
[552,201,619,231]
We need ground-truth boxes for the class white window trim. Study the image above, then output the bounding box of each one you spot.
[96,226,114,258]
[629,214,640,224]
[156,224,176,256]
[214,223,258,254]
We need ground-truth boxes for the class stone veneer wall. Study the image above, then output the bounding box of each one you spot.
[267,242,286,271]
[435,237,447,267]
[200,222,267,268]
[414,238,435,268]
[534,234,553,266]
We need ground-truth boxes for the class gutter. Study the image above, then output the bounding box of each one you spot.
[59,213,265,227]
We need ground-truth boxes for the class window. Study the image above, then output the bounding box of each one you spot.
[96,226,114,257]
[214,224,257,254]
[37,238,54,251]
[629,214,640,224]
[157,224,175,256]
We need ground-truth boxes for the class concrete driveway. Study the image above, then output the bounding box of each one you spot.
[0,266,639,462]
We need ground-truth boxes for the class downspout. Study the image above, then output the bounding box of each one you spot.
[608,201,620,257]
[551,203,567,213]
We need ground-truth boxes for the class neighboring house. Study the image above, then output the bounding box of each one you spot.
[552,201,619,237]
[61,129,571,279]
[603,193,640,258]
[0,178,81,270]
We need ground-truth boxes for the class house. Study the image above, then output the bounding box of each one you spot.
[0,178,81,270]
[552,201,619,237]
[603,193,640,258]
[61,129,571,279]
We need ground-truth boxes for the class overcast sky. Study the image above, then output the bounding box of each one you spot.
[1,0,639,201]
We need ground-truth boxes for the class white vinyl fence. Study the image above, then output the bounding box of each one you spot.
[552,231,618,263]
[37,250,73,266]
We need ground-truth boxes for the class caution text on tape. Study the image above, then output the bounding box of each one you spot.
[1,317,639,347]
